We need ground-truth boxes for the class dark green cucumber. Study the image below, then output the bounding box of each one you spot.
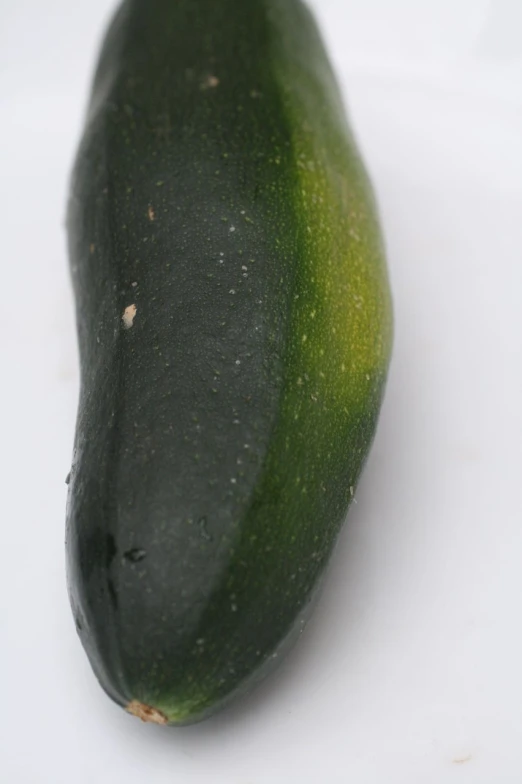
[66,0,392,726]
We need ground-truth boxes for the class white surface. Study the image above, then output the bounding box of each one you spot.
[1,1,522,782]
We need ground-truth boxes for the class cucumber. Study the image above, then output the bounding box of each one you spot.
[66,0,392,726]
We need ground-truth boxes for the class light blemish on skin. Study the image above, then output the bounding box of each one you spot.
[230,225,236,232]
[126,701,168,725]
[131,281,138,288]
[201,74,219,89]
[148,205,155,221]
[122,304,137,329]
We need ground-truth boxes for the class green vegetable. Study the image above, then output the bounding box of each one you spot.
[66,0,392,726]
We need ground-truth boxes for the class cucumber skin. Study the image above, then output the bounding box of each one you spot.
[66,0,392,725]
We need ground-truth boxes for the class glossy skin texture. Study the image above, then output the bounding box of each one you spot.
[66,0,392,725]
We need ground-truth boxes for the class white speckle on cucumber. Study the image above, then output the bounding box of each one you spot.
[122,304,137,329]
[201,74,219,89]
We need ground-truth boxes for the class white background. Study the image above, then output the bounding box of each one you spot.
[1,1,522,781]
